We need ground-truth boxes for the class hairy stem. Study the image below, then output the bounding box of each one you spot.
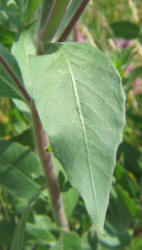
[31,102,69,232]
[58,0,89,42]
[0,52,69,231]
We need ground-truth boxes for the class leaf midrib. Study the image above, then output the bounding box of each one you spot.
[60,47,98,216]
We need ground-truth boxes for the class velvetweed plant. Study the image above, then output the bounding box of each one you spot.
[0,0,125,249]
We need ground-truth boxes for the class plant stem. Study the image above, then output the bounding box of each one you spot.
[37,0,71,54]
[0,53,69,231]
[0,54,32,105]
[31,102,69,232]
[58,0,89,42]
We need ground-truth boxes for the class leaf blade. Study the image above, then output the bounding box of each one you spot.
[30,42,125,231]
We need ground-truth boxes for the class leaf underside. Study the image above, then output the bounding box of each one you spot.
[28,42,125,231]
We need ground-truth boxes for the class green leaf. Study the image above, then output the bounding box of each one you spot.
[22,0,42,25]
[112,46,134,70]
[26,215,56,246]
[109,187,135,228]
[98,225,132,249]
[0,139,43,198]
[125,236,142,250]
[50,232,82,250]
[110,21,140,40]
[118,142,142,177]
[11,192,39,250]
[12,27,36,96]
[0,44,25,99]
[63,188,79,218]
[30,42,125,231]
[12,99,30,113]
[116,184,140,217]
[0,25,16,49]
[0,221,15,247]
[96,187,133,249]
[115,164,140,198]
[11,128,35,149]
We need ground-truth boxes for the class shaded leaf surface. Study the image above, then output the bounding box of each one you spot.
[30,42,125,231]
[0,140,42,198]
[0,221,15,247]
[11,193,39,250]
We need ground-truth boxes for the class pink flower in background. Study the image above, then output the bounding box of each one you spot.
[74,24,86,42]
[125,64,133,75]
[133,78,142,95]
[114,39,132,49]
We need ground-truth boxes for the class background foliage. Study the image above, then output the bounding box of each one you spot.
[0,0,142,249]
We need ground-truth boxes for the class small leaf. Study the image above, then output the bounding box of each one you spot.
[63,188,79,218]
[11,128,35,149]
[0,139,43,198]
[30,42,125,231]
[111,21,140,40]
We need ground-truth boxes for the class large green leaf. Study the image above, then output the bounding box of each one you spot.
[0,139,43,198]
[0,44,25,99]
[50,232,82,250]
[29,43,125,231]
